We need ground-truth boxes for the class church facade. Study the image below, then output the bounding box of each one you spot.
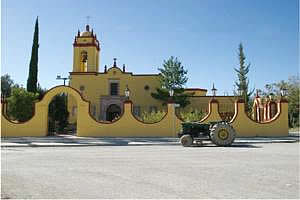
[68,25,235,123]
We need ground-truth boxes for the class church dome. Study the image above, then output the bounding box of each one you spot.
[80,31,92,37]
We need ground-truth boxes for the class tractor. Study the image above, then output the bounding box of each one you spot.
[178,121,236,147]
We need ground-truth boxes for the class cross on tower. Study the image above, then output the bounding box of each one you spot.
[86,16,90,25]
[113,58,117,67]
[85,16,91,31]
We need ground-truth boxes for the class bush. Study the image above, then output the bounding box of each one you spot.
[179,109,207,122]
[7,87,38,122]
[138,110,166,123]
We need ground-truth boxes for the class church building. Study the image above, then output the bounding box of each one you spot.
[68,24,235,123]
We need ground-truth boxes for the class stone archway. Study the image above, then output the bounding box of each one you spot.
[106,104,121,121]
[99,95,127,121]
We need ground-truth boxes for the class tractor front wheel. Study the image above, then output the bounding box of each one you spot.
[180,134,193,147]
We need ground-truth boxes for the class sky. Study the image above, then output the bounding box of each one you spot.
[1,0,299,95]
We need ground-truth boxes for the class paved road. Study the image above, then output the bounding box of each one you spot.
[1,143,299,199]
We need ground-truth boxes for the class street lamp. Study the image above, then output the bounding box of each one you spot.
[237,88,242,97]
[280,87,287,97]
[211,83,217,97]
[169,88,174,97]
[269,92,274,101]
[255,89,260,98]
[56,75,70,86]
[125,85,130,100]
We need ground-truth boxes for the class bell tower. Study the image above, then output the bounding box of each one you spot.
[72,24,100,72]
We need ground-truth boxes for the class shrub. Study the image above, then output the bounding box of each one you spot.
[6,87,38,122]
[179,109,207,122]
[139,110,166,123]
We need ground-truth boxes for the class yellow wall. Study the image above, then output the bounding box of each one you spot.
[230,100,289,137]
[68,67,163,123]
[1,86,289,138]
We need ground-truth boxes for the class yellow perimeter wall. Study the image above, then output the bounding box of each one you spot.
[1,86,288,137]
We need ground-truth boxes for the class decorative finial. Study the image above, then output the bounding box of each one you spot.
[256,89,260,98]
[113,58,117,67]
[91,29,94,36]
[104,65,107,73]
[123,64,126,72]
[77,30,80,37]
[211,83,217,97]
[212,83,216,90]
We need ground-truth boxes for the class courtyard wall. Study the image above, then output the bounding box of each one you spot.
[1,86,288,137]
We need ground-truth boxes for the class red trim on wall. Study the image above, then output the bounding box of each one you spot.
[185,88,207,92]
[69,70,161,77]
[124,100,132,104]
[70,72,98,75]
[210,99,219,104]
[236,99,245,103]
[189,95,236,98]
[230,100,286,125]
[73,43,100,51]
[279,98,288,103]
[77,35,94,38]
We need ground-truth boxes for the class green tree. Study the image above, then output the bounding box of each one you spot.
[48,94,69,133]
[234,43,254,112]
[286,76,300,128]
[27,17,39,93]
[36,83,47,100]
[151,56,193,107]
[7,87,38,122]
[1,74,14,97]
[261,76,299,128]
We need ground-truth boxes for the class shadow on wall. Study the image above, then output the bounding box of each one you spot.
[1,85,289,137]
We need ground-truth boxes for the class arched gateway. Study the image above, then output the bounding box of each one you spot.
[1,85,88,137]
[106,104,121,121]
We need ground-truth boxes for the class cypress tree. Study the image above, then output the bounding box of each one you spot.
[27,17,39,93]
[234,43,254,112]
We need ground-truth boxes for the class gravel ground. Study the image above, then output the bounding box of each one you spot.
[1,143,299,199]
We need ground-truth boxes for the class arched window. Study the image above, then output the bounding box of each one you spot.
[80,51,88,72]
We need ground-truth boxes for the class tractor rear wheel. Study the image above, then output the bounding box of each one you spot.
[180,134,193,147]
[210,123,236,146]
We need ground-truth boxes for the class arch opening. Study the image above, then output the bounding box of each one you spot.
[106,104,121,122]
[48,92,78,136]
